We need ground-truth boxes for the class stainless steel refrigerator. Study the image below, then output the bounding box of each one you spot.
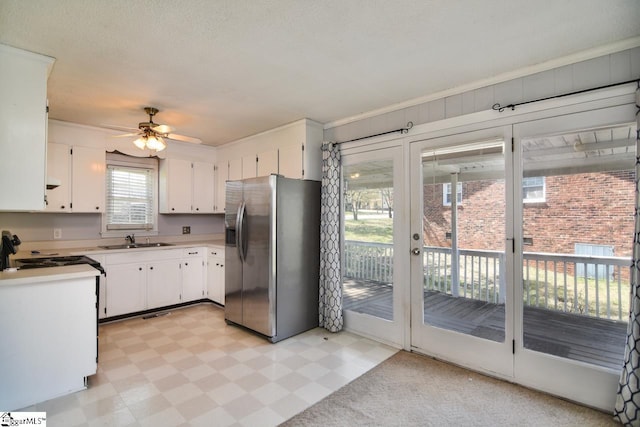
[224,175,320,343]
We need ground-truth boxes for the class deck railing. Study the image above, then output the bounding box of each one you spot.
[343,240,631,321]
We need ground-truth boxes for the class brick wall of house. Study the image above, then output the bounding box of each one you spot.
[423,170,634,277]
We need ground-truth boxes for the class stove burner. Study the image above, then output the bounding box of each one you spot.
[14,255,104,274]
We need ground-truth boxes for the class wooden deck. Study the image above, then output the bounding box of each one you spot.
[343,279,628,370]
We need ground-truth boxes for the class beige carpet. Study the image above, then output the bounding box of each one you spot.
[281,350,617,426]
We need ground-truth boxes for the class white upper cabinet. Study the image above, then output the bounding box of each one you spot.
[228,158,242,181]
[278,143,304,179]
[214,162,228,213]
[257,149,279,177]
[159,158,215,213]
[192,161,215,213]
[215,119,323,207]
[71,145,106,212]
[242,154,257,179]
[45,143,105,213]
[0,44,54,211]
[45,143,71,212]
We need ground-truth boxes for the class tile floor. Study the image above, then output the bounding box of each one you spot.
[22,303,397,426]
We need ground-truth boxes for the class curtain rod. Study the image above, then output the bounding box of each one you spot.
[492,78,640,113]
[333,121,413,145]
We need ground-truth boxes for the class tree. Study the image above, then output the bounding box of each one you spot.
[380,187,393,218]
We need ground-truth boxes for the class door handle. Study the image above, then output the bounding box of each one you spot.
[411,248,421,256]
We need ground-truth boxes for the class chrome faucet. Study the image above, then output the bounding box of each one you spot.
[125,234,135,244]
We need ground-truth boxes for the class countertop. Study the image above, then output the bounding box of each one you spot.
[3,239,226,276]
[12,239,226,259]
[0,264,100,287]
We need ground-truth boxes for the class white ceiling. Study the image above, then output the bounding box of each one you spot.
[1,1,639,147]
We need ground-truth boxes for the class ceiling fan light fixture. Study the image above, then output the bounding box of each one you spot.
[133,136,147,149]
[146,134,166,151]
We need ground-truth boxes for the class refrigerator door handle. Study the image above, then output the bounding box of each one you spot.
[236,201,247,262]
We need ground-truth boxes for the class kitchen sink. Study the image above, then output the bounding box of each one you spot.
[99,242,175,250]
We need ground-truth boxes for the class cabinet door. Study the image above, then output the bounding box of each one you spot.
[0,45,50,211]
[160,158,192,213]
[147,260,182,309]
[207,248,225,304]
[257,149,279,177]
[192,161,215,213]
[71,145,105,212]
[228,158,243,181]
[182,254,205,302]
[278,143,304,179]
[105,263,146,317]
[242,155,257,179]
[45,143,71,212]
[214,163,227,213]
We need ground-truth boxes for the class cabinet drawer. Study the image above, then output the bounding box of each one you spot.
[183,247,205,257]
[208,246,225,257]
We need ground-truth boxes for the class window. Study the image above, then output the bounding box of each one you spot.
[102,154,158,236]
[443,182,462,206]
[523,176,545,203]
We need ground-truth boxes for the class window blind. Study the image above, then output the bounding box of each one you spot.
[106,165,154,230]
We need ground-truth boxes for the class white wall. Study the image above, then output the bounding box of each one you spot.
[324,47,640,142]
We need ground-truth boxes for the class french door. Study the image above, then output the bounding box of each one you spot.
[409,126,515,378]
[341,142,408,347]
[512,104,636,410]
[408,103,636,411]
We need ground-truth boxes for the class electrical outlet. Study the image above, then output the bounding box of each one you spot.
[53,228,62,239]
[182,226,191,235]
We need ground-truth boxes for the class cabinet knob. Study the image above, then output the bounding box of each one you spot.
[185,262,189,266]
[95,206,99,210]
[61,205,65,209]
[150,266,154,270]
[171,207,175,211]
[196,207,199,211]
[138,267,142,271]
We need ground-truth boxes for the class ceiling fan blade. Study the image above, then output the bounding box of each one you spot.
[101,124,140,132]
[152,124,173,134]
[166,133,202,144]
[112,132,141,138]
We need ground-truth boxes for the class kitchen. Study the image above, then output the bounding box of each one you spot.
[1,1,640,424]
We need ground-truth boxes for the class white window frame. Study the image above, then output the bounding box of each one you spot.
[523,176,546,203]
[443,182,462,206]
[101,153,159,238]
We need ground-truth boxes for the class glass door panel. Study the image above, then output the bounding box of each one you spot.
[513,103,637,411]
[341,146,406,346]
[420,140,506,342]
[520,121,635,368]
[410,126,513,377]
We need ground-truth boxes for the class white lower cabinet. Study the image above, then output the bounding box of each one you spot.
[104,248,183,318]
[207,246,225,305]
[105,262,147,317]
[181,247,206,302]
[147,261,181,309]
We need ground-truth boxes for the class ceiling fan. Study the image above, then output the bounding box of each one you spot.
[114,107,202,151]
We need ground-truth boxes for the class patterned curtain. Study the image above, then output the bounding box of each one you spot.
[615,85,640,424]
[319,141,344,332]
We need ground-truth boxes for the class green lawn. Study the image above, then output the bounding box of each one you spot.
[344,215,393,243]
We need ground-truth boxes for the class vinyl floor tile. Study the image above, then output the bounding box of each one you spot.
[24,303,397,426]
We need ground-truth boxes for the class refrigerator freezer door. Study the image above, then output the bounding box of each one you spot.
[224,180,243,325]
[241,176,276,337]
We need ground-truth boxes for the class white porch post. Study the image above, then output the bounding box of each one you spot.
[450,173,459,297]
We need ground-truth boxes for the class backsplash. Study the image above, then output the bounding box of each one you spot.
[0,212,224,242]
